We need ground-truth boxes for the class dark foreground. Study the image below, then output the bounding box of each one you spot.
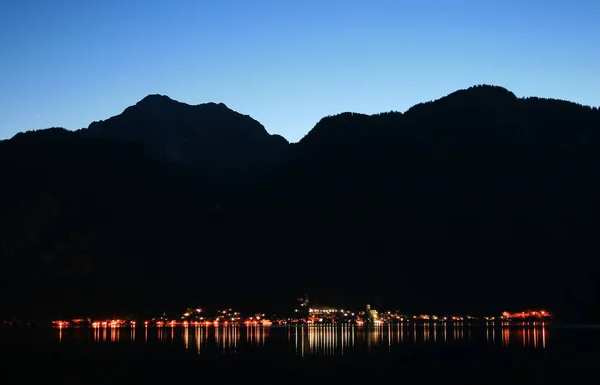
[2,324,598,384]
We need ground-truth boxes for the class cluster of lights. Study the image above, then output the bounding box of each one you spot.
[308,308,341,313]
[91,320,130,328]
[46,306,551,329]
[501,310,550,320]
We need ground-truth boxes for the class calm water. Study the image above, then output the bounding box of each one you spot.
[2,323,599,384]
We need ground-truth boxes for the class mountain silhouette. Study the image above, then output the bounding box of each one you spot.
[82,94,288,169]
[1,85,599,321]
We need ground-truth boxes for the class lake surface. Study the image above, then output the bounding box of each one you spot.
[2,323,599,384]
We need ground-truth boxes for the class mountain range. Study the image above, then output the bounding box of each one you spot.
[1,85,599,321]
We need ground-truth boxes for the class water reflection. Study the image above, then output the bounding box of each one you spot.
[245,324,268,346]
[487,322,547,348]
[289,322,547,356]
[56,322,548,356]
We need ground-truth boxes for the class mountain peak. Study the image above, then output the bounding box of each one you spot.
[135,94,179,107]
[458,84,517,99]
[404,84,518,116]
[134,96,232,112]
[81,95,289,168]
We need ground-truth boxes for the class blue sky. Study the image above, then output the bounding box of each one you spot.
[1,0,598,142]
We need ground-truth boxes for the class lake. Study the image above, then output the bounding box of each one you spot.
[2,323,599,384]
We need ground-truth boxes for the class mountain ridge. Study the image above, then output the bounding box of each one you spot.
[7,84,597,145]
[1,84,600,321]
[80,93,288,169]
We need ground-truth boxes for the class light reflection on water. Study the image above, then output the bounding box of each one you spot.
[62,323,548,356]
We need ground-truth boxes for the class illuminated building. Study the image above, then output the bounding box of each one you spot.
[500,310,551,321]
[362,304,380,323]
[308,308,352,323]
[367,309,379,323]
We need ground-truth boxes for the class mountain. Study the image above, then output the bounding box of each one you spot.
[82,94,289,170]
[1,85,599,321]
[274,86,600,230]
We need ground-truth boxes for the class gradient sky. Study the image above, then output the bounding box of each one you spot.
[1,0,598,142]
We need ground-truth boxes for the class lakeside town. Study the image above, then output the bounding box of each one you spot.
[3,296,551,328]
[46,309,551,329]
